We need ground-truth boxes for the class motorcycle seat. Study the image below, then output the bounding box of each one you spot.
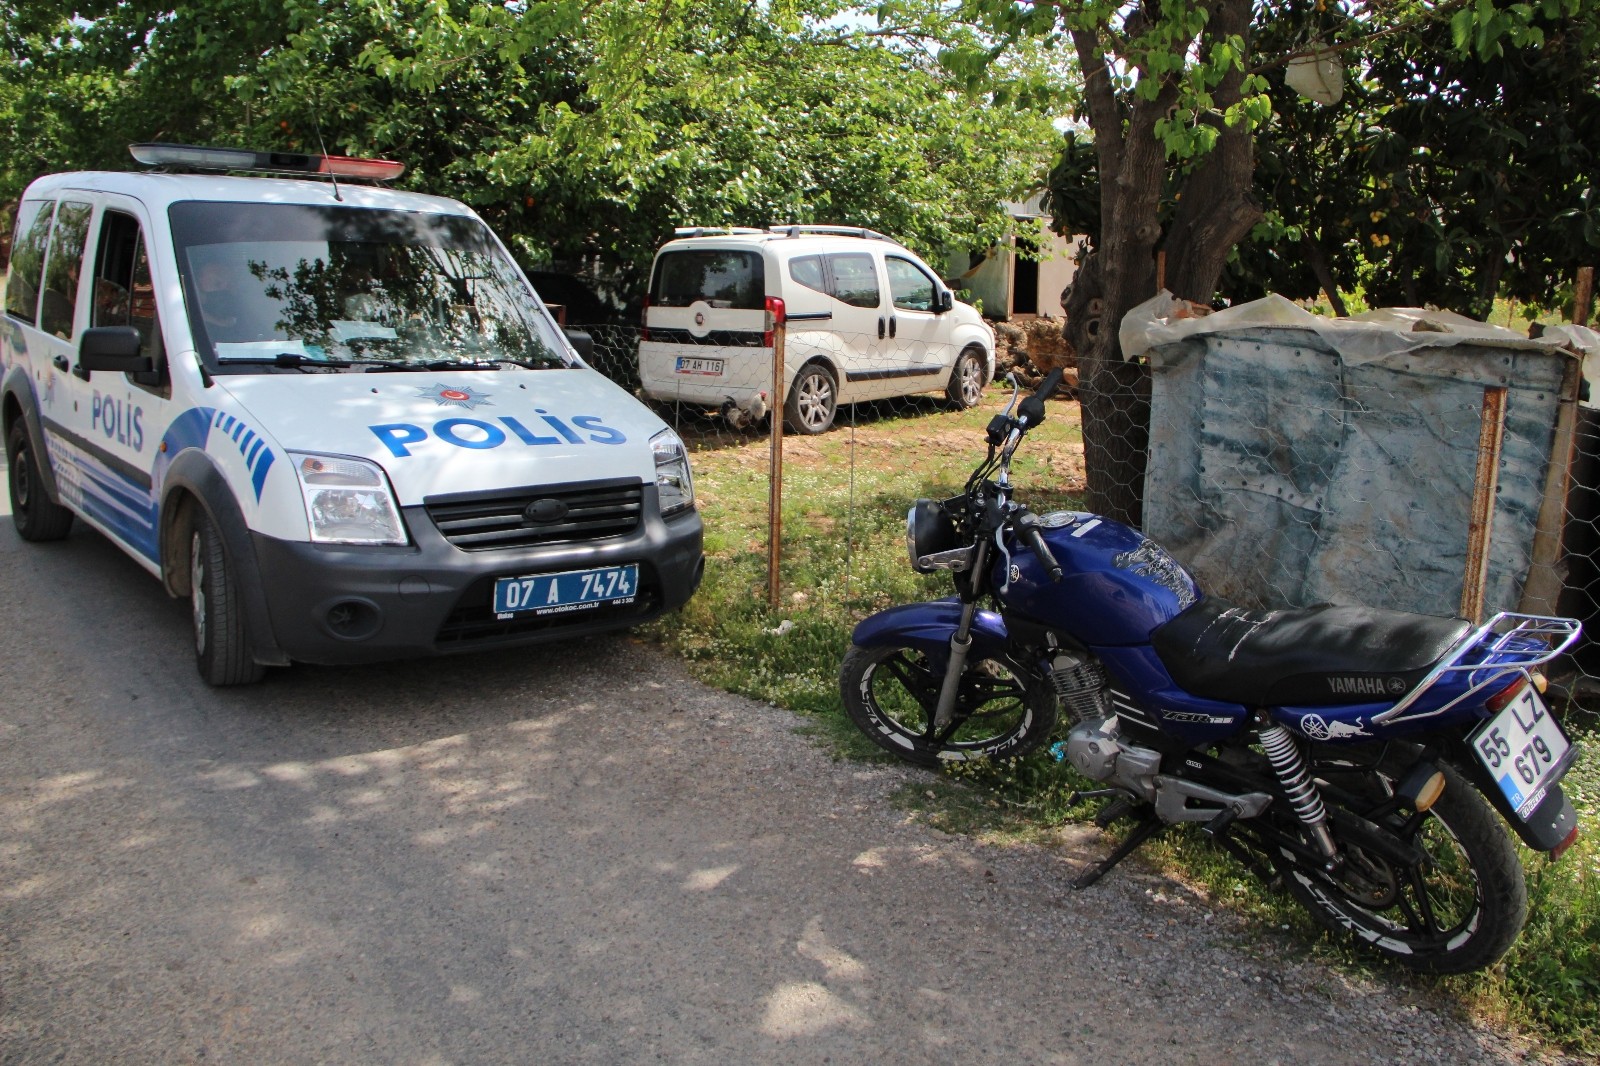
[1151,596,1472,708]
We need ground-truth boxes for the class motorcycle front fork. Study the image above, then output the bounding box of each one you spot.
[932,541,991,733]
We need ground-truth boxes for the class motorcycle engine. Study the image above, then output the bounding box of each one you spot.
[1049,651,1112,721]
[1062,715,1162,803]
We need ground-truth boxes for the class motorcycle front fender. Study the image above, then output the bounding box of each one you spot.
[850,600,1012,664]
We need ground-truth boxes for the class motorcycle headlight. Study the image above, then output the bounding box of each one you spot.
[290,452,408,545]
[906,498,960,572]
[651,429,695,518]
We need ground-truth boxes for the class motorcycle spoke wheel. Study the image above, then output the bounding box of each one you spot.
[1275,759,1525,975]
[839,643,1057,767]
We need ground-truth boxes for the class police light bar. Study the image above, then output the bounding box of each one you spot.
[128,143,406,181]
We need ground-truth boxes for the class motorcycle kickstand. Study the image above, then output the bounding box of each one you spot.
[1072,813,1164,891]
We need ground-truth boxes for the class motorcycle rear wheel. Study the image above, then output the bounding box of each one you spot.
[839,643,1058,767]
[1274,758,1526,975]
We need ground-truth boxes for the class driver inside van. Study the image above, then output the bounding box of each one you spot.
[194,258,247,339]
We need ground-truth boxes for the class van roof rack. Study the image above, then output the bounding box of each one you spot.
[672,226,768,238]
[767,224,904,247]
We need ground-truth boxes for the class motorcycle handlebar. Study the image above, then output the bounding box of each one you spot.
[1016,367,1066,429]
[1015,512,1064,582]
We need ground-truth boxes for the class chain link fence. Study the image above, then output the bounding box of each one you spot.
[572,297,1600,698]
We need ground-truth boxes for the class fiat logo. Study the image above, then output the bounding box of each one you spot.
[694,311,706,327]
[524,499,569,524]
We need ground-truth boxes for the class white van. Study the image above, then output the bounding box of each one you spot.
[637,227,996,434]
[2,144,703,685]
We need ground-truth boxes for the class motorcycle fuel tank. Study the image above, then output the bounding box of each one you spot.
[994,511,1201,646]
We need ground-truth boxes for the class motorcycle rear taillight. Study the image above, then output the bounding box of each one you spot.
[1484,674,1529,713]
[1551,824,1581,861]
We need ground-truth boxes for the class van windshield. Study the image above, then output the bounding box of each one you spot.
[168,202,572,372]
[651,250,764,309]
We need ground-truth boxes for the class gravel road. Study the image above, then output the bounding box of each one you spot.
[0,509,1579,1064]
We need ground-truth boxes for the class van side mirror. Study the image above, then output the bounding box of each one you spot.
[79,326,153,374]
[563,328,595,360]
[936,289,955,314]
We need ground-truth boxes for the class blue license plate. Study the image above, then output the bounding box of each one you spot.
[493,564,639,618]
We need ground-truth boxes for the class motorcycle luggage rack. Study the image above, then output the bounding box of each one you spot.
[1372,612,1582,725]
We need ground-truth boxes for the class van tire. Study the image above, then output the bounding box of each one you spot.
[784,364,837,435]
[191,511,265,686]
[946,348,987,409]
[7,419,74,541]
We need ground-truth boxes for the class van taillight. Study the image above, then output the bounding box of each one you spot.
[1485,674,1529,713]
[764,296,786,348]
[641,296,651,342]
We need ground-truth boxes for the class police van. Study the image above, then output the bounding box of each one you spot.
[2,144,704,685]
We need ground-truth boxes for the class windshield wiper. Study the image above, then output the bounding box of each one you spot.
[217,352,353,370]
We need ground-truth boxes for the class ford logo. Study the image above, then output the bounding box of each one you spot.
[524,499,569,524]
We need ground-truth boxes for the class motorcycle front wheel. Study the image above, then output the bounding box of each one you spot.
[1274,757,1526,975]
[839,643,1058,767]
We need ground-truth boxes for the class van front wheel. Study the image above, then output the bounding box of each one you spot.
[190,511,265,686]
[946,349,987,409]
[784,364,837,435]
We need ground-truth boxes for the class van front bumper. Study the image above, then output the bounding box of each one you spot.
[248,493,704,665]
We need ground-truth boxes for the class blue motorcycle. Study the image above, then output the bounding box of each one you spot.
[840,369,1584,973]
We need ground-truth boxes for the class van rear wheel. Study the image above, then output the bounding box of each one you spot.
[784,364,837,435]
[7,420,74,542]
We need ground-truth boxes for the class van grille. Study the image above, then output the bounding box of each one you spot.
[425,478,644,551]
[647,327,766,347]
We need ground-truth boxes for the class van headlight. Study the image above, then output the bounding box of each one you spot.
[651,429,695,517]
[290,452,408,545]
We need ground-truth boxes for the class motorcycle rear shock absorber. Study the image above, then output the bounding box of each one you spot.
[1258,719,1339,862]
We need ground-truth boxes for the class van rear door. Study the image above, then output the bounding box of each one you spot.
[646,248,766,347]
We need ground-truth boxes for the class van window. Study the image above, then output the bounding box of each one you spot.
[4,200,56,324]
[652,250,764,309]
[886,256,936,313]
[93,211,167,390]
[788,254,828,296]
[826,253,879,309]
[168,201,570,371]
[39,201,94,338]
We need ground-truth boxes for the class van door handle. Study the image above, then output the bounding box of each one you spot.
[53,355,69,372]
[877,317,886,339]
[890,316,897,339]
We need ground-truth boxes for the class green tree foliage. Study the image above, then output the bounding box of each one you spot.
[976,0,1598,524]
[1237,0,1600,320]
[0,0,1062,283]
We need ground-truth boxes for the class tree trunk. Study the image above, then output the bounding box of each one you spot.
[1062,0,1263,529]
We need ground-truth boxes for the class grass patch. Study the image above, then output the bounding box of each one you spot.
[640,386,1600,1057]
